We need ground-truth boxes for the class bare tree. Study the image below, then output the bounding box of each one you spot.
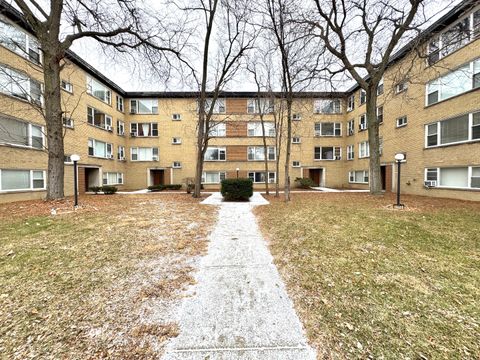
[308,0,429,194]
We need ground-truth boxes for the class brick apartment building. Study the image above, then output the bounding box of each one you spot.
[0,1,479,203]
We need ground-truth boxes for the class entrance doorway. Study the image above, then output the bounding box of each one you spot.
[380,165,392,192]
[308,168,323,187]
[150,169,165,186]
[83,167,100,192]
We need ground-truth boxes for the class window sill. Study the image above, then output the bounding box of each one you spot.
[87,93,112,107]
[314,159,340,161]
[0,188,46,194]
[396,124,408,128]
[87,123,113,132]
[0,45,43,68]
[429,186,480,192]
[130,112,159,115]
[348,182,368,185]
[424,138,480,150]
[0,143,44,151]
[88,155,113,160]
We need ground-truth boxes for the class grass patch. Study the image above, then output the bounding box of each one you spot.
[0,194,216,358]
[255,193,480,359]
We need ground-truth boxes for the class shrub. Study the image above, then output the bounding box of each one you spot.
[164,184,182,190]
[102,186,118,195]
[148,184,166,192]
[295,177,316,189]
[221,178,253,201]
[89,186,102,194]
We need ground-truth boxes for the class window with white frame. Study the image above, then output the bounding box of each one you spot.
[247,146,276,161]
[0,169,45,191]
[116,95,124,112]
[87,107,112,130]
[347,95,355,111]
[347,145,354,160]
[247,98,274,114]
[426,59,480,105]
[314,146,341,160]
[349,170,369,184]
[0,65,42,104]
[427,8,480,65]
[0,115,43,149]
[103,172,123,185]
[292,161,301,167]
[62,115,74,128]
[202,171,226,184]
[130,122,158,137]
[172,113,182,121]
[313,99,341,114]
[397,116,408,128]
[204,147,226,161]
[377,106,384,123]
[131,147,158,161]
[172,137,182,144]
[64,155,72,164]
[292,136,301,144]
[88,139,113,158]
[425,166,480,189]
[359,114,367,131]
[360,89,367,105]
[359,141,370,158]
[425,111,480,147]
[130,99,158,114]
[314,122,341,137]
[377,78,384,95]
[0,16,41,64]
[209,122,226,137]
[172,161,182,168]
[395,81,408,94]
[61,80,73,93]
[248,171,276,183]
[347,119,355,136]
[200,98,226,114]
[86,76,111,104]
[117,120,125,135]
[292,113,302,121]
[247,122,275,137]
[118,145,125,160]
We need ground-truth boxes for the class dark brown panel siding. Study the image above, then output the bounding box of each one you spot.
[226,98,248,114]
[226,121,247,137]
[227,145,248,161]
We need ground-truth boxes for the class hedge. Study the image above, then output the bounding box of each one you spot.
[221,178,253,201]
[148,184,182,192]
[89,186,117,195]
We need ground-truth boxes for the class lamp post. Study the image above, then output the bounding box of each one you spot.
[236,167,240,179]
[394,153,405,209]
[71,154,80,208]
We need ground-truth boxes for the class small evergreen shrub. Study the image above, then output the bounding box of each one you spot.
[295,177,316,189]
[101,186,118,195]
[148,184,166,192]
[89,186,102,194]
[165,184,182,190]
[221,178,253,201]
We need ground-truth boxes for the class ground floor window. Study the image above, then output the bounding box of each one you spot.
[0,169,45,191]
[425,166,480,189]
[103,172,123,185]
[202,171,226,184]
[349,170,369,184]
[248,171,276,183]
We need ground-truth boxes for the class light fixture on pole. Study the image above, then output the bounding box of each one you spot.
[394,153,405,209]
[236,167,240,179]
[71,154,80,208]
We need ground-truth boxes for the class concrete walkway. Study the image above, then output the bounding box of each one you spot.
[162,193,316,360]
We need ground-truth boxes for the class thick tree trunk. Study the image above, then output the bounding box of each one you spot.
[283,98,292,202]
[43,52,65,200]
[193,109,206,198]
[260,113,269,195]
[366,87,382,195]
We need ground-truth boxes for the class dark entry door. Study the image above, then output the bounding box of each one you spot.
[381,166,386,191]
[152,170,164,186]
[309,169,321,186]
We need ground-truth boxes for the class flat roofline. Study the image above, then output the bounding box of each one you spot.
[124,91,348,98]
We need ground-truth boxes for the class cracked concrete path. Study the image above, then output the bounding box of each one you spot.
[162,193,316,360]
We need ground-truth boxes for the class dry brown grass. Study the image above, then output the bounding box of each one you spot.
[0,193,216,359]
[256,192,480,360]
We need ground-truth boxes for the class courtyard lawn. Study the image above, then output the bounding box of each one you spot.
[255,193,480,359]
[0,194,216,359]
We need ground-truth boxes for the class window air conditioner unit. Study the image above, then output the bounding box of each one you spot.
[119,156,125,161]
[152,155,159,161]
[106,125,112,131]
[424,180,437,188]
[108,154,114,159]
[359,123,367,130]
[130,131,137,137]
[335,155,341,160]
[268,178,275,183]
[348,129,354,135]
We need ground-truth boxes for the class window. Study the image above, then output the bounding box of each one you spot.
[0,169,45,191]
[209,122,226,137]
[64,155,72,164]
[0,65,42,104]
[88,139,113,158]
[347,145,354,160]
[314,146,341,160]
[87,107,112,130]
[292,114,302,121]
[427,9,480,65]
[292,136,301,144]
[0,17,41,64]
[248,172,276,183]
[116,95,124,112]
[131,147,159,161]
[359,114,367,131]
[86,76,111,104]
[63,116,74,129]
[199,98,226,114]
[347,95,355,112]
[61,80,73,93]
[118,146,125,160]
[103,172,123,185]
[172,113,182,121]
[247,98,274,114]
[395,81,408,94]
[130,99,158,114]
[360,89,366,105]
[247,146,276,161]
[425,111,480,147]
[377,78,384,95]
[376,106,384,124]
[426,59,480,105]
[292,161,300,167]
[349,170,369,184]
[396,116,408,128]
[314,122,341,137]
[0,115,43,149]
[117,120,125,136]
[347,119,355,136]
[313,99,341,114]
[172,137,182,144]
[247,122,275,137]
[359,141,370,158]
[202,171,226,184]
[204,147,226,161]
[172,161,182,168]
[425,167,480,189]
[130,122,158,137]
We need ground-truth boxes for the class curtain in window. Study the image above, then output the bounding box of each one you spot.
[440,115,468,144]
[1,169,30,190]
[95,141,106,157]
[142,123,150,136]
[441,65,471,100]
[440,168,468,187]
[0,117,28,145]
[472,168,480,188]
